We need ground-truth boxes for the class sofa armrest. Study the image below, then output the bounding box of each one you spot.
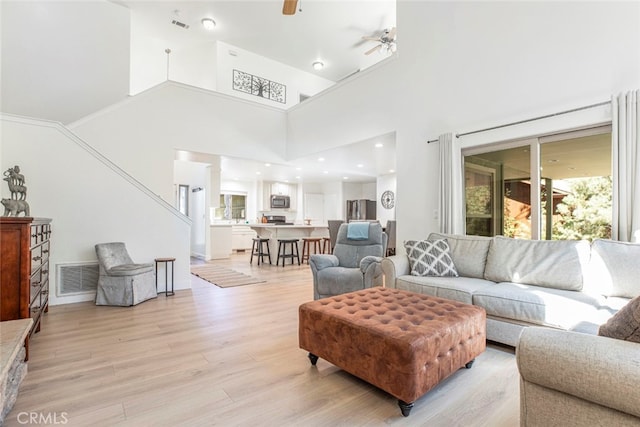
[361,256,383,288]
[359,256,382,274]
[517,327,640,420]
[381,255,410,289]
[309,254,339,272]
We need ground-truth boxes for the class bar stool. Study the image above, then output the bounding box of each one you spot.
[250,237,271,265]
[301,237,323,264]
[276,238,300,266]
[321,237,331,254]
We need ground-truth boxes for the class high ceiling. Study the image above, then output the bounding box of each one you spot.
[114,0,398,183]
[114,0,397,83]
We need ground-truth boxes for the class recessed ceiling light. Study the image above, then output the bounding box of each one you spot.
[318,157,325,162]
[323,171,328,174]
[295,176,301,179]
[256,171,261,175]
[312,60,324,70]
[265,163,271,167]
[357,164,364,168]
[389,169,395,173]
[296,167,302,171]
[343,176,349,180]
[201,18,216,30]
[375,143,383,148]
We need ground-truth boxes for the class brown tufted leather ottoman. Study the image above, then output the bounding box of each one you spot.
[298,287,486,416]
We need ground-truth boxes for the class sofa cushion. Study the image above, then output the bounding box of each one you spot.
[428,233,492,279]
[404,239,458,277]
[587,239,640,298]
[472,282,607,329]
[484,236,590,291]
[598,296,640,343]
[395,275,494,305]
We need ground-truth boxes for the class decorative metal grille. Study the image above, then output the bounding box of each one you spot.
[233,69,286,104]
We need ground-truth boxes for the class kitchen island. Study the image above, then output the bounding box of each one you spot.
[249,224,329,261]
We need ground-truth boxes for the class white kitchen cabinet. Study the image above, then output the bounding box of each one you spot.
[270,182,290,196]
[232,225,257,251]
[210,225,232,259]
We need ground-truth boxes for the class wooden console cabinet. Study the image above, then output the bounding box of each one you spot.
[0,217,52,345]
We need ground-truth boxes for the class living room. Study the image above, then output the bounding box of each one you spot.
[1,0,640,425]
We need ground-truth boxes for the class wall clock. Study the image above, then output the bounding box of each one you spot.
[381,190,395,209]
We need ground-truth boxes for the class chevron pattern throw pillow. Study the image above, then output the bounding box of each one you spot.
[404,239,459,277]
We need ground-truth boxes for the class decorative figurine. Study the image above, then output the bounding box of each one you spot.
[2,165,30,216]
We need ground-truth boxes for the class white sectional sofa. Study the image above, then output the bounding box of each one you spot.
[381,233,640,346]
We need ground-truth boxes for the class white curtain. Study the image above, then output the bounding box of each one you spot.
[612,89,640,242]
[437,132,465,234]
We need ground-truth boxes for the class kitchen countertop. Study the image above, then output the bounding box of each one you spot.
[249,224,326,228]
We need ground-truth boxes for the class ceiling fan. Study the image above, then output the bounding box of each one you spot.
[282,0,298,15]
[362,27,397,55]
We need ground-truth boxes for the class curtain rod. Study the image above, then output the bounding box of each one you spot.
[426,99,611,143]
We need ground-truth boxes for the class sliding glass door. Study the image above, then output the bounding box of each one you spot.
[463,126,612,240]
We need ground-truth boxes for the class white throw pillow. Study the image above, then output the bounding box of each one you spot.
[404,239,459,277]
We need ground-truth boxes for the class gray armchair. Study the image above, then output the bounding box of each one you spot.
[309,222,387,300]
[95,242,157,306]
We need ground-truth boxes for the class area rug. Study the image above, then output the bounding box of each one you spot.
[190,265,266,288]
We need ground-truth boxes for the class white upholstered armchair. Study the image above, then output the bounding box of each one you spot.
[309,222,387,300]
[95,242,157,306]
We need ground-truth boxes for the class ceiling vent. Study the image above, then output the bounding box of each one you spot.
[171,20,190,29]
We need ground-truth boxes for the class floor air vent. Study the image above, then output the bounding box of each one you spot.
[58,263,99,296]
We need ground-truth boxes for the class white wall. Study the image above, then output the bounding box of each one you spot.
[287,1,640,245]
[70,82,288,203]
[216,41,334,109]
[2,115,191,306]
[1,1,130,124]
[377,174,397,226]
[322,181,343,221]
[130,7,218,95]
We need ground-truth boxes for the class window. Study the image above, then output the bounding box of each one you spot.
[177,184,189,216]
[463,126,612,240]
[214,193,247,221]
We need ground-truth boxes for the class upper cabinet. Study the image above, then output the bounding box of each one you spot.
[270,182,291,196]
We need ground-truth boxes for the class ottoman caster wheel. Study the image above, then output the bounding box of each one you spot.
[308,353,319,366]
[465,359,475,369]
[398,400,414,417]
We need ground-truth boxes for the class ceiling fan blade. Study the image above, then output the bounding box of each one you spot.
[365,44,382,55]
[282,0,298,15]
[387,27,397,40]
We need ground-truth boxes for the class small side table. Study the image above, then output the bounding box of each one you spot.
[155,257,176,296]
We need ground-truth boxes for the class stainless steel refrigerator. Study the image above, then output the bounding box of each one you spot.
[346,199,377,221]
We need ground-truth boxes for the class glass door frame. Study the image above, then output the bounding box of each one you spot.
[462,125,611,240]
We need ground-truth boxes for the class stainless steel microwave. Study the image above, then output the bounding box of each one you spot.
[270,195,290,209]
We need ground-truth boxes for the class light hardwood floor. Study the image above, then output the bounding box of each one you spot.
[6,253,519,426]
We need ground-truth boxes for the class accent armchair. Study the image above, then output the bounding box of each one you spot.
[95,242,157,306]
[309,222,387,300]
